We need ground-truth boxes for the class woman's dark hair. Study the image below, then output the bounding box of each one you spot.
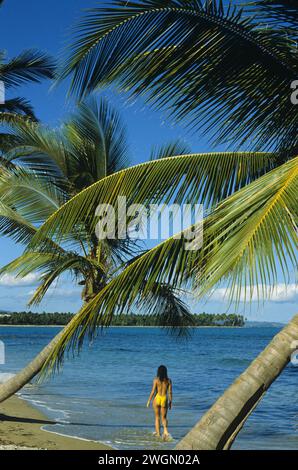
[157,365,168,382]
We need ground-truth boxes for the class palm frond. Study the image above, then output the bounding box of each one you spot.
[27,151,275,250]
[41,245,198,374]
[39,157,298,373]
[0,247,106,307]
[0,117,69,176]
[0,166,67,245]
[0,97,130,183]
[63,97,130,185]
[0,98,36,119]
[0,112,35,127]
[0,198,37,244]
[60,0,297,151]
[0,133,20,155]
[196,155,298,305]
[0,50,55,88]
[0,167,65,225]
[143,283,195,337]
[150,140,191,160]
[244,1,298,29]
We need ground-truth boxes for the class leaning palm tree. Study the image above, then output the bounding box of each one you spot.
[0,95,270,401]
[0,0,296,449]
[19,145,297,450]
[49,0,297,449]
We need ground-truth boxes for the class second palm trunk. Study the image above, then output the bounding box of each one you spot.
[176,314,298,450]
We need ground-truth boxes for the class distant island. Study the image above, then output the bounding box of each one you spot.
[0,311,245,327]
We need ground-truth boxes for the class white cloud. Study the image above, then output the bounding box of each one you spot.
[0,273,40,287]
[211,283,298,303]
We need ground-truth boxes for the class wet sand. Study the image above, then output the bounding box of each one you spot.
[0,395,112,450]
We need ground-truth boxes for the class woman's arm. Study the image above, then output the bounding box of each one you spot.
[147,379,157,407]
[168,379,173,409]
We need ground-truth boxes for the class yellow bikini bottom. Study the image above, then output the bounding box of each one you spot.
[155,393,167,407]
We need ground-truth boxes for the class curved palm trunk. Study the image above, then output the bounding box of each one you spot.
[0,278,101,403]
[0,254,105,403]
[176,314,298,450]
[0,313,79,403]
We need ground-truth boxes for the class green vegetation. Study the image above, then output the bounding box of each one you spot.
[0,312,73,326]
[112,313,245,327]
[0,312,244,327]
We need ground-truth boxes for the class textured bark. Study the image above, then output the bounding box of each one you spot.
[175,313,298,450]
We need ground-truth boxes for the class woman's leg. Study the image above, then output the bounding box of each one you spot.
[161,406,169,437]
[153,401,161,436]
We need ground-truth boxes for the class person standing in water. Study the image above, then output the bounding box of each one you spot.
[147,365,172,439]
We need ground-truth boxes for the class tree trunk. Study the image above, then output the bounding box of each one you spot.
[0,315,78,403]
[175,313,298,450]
[0,280,101,403]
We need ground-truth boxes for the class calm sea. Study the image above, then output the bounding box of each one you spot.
[0,326,297,450]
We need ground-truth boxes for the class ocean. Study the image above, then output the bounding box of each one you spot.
[0,326,297,450]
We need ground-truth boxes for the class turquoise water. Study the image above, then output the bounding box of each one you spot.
[0,326,297,450]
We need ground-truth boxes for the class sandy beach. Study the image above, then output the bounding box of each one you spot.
[0,395,112,450]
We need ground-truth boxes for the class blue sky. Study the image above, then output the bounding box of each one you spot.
[0,0,297,322]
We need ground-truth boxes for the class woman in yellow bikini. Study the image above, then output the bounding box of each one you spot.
[147,365,172,439]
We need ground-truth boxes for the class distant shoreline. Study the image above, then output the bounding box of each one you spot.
[0,324,65,327]
[0,324,284,328]
[0,312,245,328]
[0,324,244,328]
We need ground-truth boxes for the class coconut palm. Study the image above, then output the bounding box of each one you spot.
[0,94,271,401]
[0,0,296,449]
[21,143,297,450]
[47,0,297,448]
[59,0,297,153]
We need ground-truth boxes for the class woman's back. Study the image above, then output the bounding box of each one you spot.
[156,377,170,396]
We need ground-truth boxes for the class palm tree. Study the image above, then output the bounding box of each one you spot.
[21,144,297,450]
[0,95,269,401]
[59,0,297,151]
[0,0,54,155]
[0,0,296,449]
[48,0,297,449]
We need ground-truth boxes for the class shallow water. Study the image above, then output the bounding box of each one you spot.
[0,326,297,450]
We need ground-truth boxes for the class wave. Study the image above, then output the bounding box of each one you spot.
[19,395,71,421]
